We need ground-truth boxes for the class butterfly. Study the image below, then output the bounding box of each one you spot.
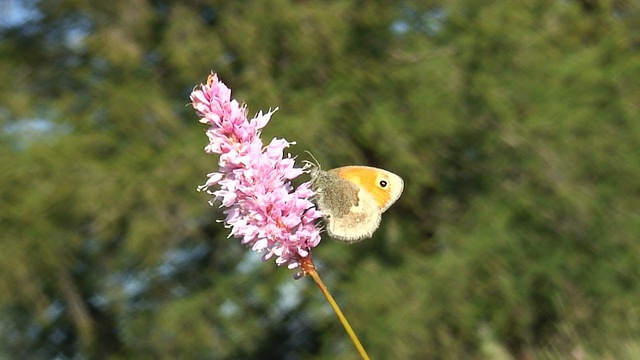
[310,166,404,242]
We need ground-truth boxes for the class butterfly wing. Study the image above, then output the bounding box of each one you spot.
[311,166,404,242]
[311,169,382,242]
[331,166,404,212]
[326,191,381,242]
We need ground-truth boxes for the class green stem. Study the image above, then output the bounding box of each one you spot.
[302,256,370,360]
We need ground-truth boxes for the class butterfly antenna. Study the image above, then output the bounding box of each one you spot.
[303,150,321,171]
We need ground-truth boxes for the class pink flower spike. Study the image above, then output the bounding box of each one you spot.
[191,73,323,272]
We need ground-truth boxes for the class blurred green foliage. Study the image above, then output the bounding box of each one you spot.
[1,0,639,359]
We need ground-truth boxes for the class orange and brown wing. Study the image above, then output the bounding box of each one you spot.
[331,166,403,211]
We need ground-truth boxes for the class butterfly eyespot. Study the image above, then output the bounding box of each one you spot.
[379,180,388,188]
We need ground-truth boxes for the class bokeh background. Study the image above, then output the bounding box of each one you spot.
[1,0,639,359]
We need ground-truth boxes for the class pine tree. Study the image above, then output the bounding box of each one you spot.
[1,0,639,358]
